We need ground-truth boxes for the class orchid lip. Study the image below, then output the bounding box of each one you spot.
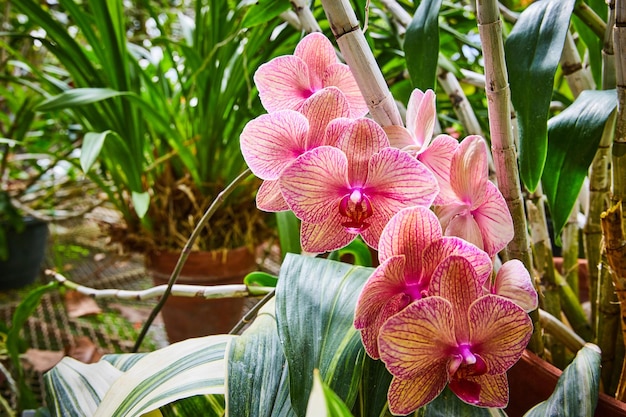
[339,189,373,233]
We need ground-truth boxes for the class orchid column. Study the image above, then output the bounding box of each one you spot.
[476,0,543,354]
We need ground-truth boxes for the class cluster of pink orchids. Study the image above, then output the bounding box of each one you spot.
[240,33,538,415]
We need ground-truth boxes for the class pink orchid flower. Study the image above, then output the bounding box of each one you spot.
[434,135,514,257]
[383,88,459,204]
[488,259,538,312]
[378,255,533,414]
[254,32,368,118]
[279,118,438,253]
[354,206,492,359]
[240,88,351,211]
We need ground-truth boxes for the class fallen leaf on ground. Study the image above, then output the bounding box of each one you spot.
[65,290,102,318]
[65,336,103,363]
[22,349,64,372]
[109,303,163,327]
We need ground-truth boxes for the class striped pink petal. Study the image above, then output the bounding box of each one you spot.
[469,295,532,374]
[473,181,514,256]
[492,259,538,312]
[294,32,338,90]
[256,180,289,212]
[300,87,350,149]
[254,56,311,112]
[450,135,489,206]
[417,134,459,204]
[323,63,369,118]
[449,372,509,408]
[240,110,309,180]
[383,125,416,151]
[354,255,411,358]
[387,368,449,415]
[445,212,485,252]
[280,146,348,224]
[406,88,436,148]
[300,213,356,253]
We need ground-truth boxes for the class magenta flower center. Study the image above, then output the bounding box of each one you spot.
[447,343,487,378]
[339,189,373,234]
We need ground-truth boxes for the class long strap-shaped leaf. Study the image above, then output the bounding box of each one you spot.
[505,0,576,191]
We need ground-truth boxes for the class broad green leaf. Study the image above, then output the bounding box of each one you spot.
[94,335,234,417]
[351,357,392,417]
[337,238,373,267]
[242,0,291,28]
[81,131,111,173]
[505,0,576,191]
[131,191,150,219]
[158,395,225,417]
[415,387,508,416]
[276,211,301,260]
[524,344,601,416]
[276,254,373,416]
[404,0,443,91]
[543,89,617,245]
[227,297,296,417]
[36,88,130,111]
[306,370,354,417]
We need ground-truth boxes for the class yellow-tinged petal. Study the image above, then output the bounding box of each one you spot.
[449,372,509,408]
[387,370,449,415]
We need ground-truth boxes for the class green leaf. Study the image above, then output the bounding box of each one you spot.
[404,0,443,91]
[276,211,301,260]
[227,297,296,417]
[35,88,130,111]
[416,386,508,416]
[352,357,392,417]
[244,271,278,288]
[276,255,373,416]
[505,0,576,191]
[306,370,354,417]
[524,344,601,416]
[543,89,617,245]
[131,191,150,219]
[242,0,291,28]
[81,131,111,173]
[45,335,234,417]
[337,238,373,267]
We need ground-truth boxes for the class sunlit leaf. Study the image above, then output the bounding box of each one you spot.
[505,0,576,191]
[36,88,130,111]
[80,131,112,173]
[242,0,291,28]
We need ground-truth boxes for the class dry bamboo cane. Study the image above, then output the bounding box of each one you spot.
[319,0,403,127]
[614,0,626,223]
[476,0,543,354]
[601,203,626,399]
[605,0,617,90]
[290,0,322,33]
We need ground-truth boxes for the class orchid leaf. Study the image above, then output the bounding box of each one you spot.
[276,254,373,416]
[415,386,508,416]
[542,89,617,245]
[404,0,442,91]
[36,88,130,111]
[80,131,111,173]
[227,297,296,417]
[276,211,302,260]
[524,344,601,416]
[505,0,576,191]
[243,271,278,288]
[45,335,233,417]
[242,0,290,28]
[131,191,150,219]
[305,370,354,417]
[352,357,392,417]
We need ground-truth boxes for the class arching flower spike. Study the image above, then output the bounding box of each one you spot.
[280,118,438,253]
[254,32,368,118]
[378,256,532,414]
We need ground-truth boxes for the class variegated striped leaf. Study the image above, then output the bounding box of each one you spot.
[305,369,353,417]
[276,254,373,416]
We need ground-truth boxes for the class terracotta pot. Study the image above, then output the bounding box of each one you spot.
[507,350,626,416]
[146,246,257,343]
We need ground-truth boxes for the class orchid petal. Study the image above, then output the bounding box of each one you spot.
[322,117,353,148]
[323,64,369,118]
[240,110,309,180]
[280,146,348,224]
[450,135,489,205]
[379,297,456,380]
[493,259,538,312]
[355,256,411,358]
[384,125,417,150]
[377,206,442,278]
[469,295,532,374]
[299,214,356,253]
[336,119,388,185]
[387,370,449,415]
[449,373,509,408]
[367,147,439,210]
[422,237,492,288]
[256,180,289,212]
[445,212,485,252]
[433,200,466,232]
[294,32,337,91]
[473,182,514,257]
[429,256,482,342]
[300,87,350,149]
[406,89,436,148]
[254,56,311,112]
[417,134,459,204]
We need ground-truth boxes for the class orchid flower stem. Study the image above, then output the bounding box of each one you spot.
[539,309,586,353]
[604,0,617,90]
[555,271,593,341]
[320,0,403,127]
[574,0,608,39]
[132,168,253,352]
[476,0,543,355]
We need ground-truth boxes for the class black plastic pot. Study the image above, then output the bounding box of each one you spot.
[0,217,49,290]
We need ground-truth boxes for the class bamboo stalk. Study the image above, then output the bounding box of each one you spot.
[476,0,543,354]
[605,0,617,89]
[290,0,322,33]
[320,0,403,127]
[539,309,586,353]
[575,0,609,39]
[601,203,626,399]
[614,0,626,223]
